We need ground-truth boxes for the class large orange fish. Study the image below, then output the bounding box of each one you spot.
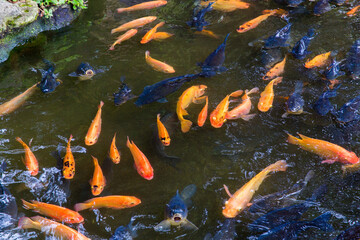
[237,13,274,33]
[90,156,106,196]
[198,96,208,127]
[177,85,207,133]
[257,77,282,112]
[126,137,154,180]
[226,87,258,120]
[222,160,287,218]
[145,51,175,73]
[85,101,103,146]
[304,51,332,68]
[15,137,38,176]
[0,82,38,116]
[109,29,138,50]
[18,216,90,240]
[263,55,287,80]
[346,5,360,16]
[63,135,75,179]
[74,195,141,211]
[210,90,243,128]
[117,0,167,13]
[22,199,84,224]
[153,32,174,41]
[111,16,157,34]
[201,0,250,12]
[157,114,170,146]
[109,133,121,164]
[287,133,359,164]
[141,21,165,44]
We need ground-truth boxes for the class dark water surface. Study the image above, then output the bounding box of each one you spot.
[0,0,360,239]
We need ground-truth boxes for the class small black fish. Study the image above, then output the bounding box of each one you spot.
[204,218,237,240]
[113,77,136,106]
[135,74,201,106]
[110,219,137,240]
[68,62,98,81]
[314,0,332,16]
[37,59,61,93]
[282,81,305,118]
[264,24,292,49]
[257,212,334,240]
[292,29,315,59]
[313,85,341,116]
[187,2,214,32]
[154,184,197,232]
[199,33,230,77]
[336,224,360,240]
[324,58,344,80]
[345,39,360,79]
[333,95,360,123]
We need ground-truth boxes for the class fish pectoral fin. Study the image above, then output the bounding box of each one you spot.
[180,108,189,116]
[29,138,33,146]
[181,219,198,231]
[154,220,171,232]
[240,114,256,121]
[247,202,253,207]
[321,159,337,164]
[281,112,288,118]
[157,98,168,103]
[223,184,233,197]
[193,96,207,104]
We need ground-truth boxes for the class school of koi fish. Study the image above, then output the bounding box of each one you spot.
[1,0,360,239]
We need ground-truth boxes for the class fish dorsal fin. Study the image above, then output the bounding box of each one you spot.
[223,184,233,197]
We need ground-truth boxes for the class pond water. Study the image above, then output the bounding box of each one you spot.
[0,0,360,239]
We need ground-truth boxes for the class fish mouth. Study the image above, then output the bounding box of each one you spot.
[172,214,183,222]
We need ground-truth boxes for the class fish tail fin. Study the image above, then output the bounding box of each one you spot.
[156,22,165,29]
[294,81,303,93]
[15,137,25,146]
[109,45,115,51]
[181,119,192,133]
[92,156,99,167]
[229,90,243,98]
[110,28,118,34]
[287,133,302,145]
[21,199,35,210]
[67,135,73,147]
[145,51,150,59]
[303,170,315,186]
[273,77,283,86]
[266,160,288,172]
[223,33,230,45]
[74,203,89,212]
[99,101,104,108]
[18,216,40,230]
[311,212,334,232]
[126,136,131,148]
[116,8,126,13]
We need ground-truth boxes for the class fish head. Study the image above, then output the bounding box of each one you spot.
[161,136,171,146]
[195,85,207,97]
[65,214,84,224]
[139,169,154,180]
[91,184,105,196]
[165,198,188,226]
[85,137,98,146]
[341,152,359,164]
[222,206,239,218]
[210,110,226,128]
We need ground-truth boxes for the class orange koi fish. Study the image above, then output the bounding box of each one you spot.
[262,8,288,17]
[226,87,259,120]
[237,13,274,33]
[304,51,332,68]
[195,29,219,39]
[263,55,287,80]
[223,160,287,218]
[177,85,207,132]
[74,195,141,211]
[63,135,75,179]
[145,51,175,73]
[85,101,103,146]
[198,96,208,127]
[109,29,138,50]
[347,5,360,16]
[16,137,38,176]
[117,0,167,13]
[109,133,121,164]
[126,137,154,180]
[22,199,84,224]
[153,32,174,41]
[210,90,243,128]
[201,0,250,12]
[0,82,38,117]
[287,133,359,164]
[257,77,282,112]
[18,216,90,240]
[157,114,170,146]
[141,21,165,44]
[90,156,106,196]
[111,16,157,34]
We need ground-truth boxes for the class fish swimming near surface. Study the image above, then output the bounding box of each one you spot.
[287,133,359,164]
[198,33,230,77]
[37,59,61,93]
[0,82,38,117]
[257,212,333,240]
[110,219,137,240]
[261,48,283,68]
[292,28,315,59]
[18,216,90,240]
[313,0,331,16]
[126,137,154,180]
[68,62,101,81]
[62,135,75,179]
[264,23,292,49]
[21,199,84,224]
[305,51,332,68]
[347,5,360,17]
[109,29,138,50]
[153,32,174,41]
[333,95,360,123]
[345,39,360,79]
[282,81,305,118]
[313,85,340,116]
[263,55,287,81]
[198,96,208,127]
[222,160,288,218]
[113,77,136,106]
[195,29,219,39]
[324,58,344,81]
[154,184,198,231]
[85,101,103,146]
[16,137,38,176]
[90,156,106,196]
[177,85,207,133]
[111,16,157,34]
[200,0,250,12]
[74,195,141,211]
[141,22,165,44]
[145,50,175,73]
[109,133,121,164]
[117,0,167,13]
[135,73,201,106]
[225,87,259,121]
[187,2,214,31]
[258,77,282,112]
[203,218,237,240]
[157,114,171,146]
